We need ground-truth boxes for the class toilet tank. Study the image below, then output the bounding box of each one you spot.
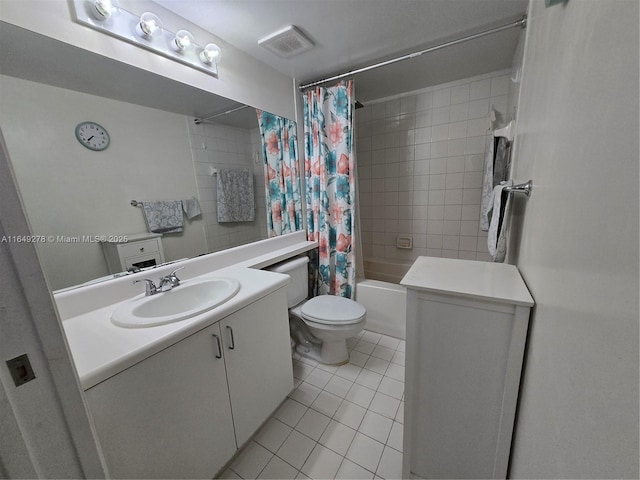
[266,256,309,308]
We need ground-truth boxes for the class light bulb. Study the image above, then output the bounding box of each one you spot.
[172,30,195,52]
[91,0,119,20]
[199,43,222,65]
[136,12,162,39]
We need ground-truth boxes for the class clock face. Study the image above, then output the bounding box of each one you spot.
[75,122,110,151]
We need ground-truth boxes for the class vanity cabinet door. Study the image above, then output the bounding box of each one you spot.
[220,287,294,446]
[85,323,236,479]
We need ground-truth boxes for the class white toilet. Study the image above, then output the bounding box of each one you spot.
[268,256,366,365]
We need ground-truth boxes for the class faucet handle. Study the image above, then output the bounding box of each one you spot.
[167,266,185,286]
[169,266,185,277]
[134,278,157,296]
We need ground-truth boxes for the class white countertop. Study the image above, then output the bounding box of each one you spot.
[56,233,317,390]
[63,266,289,390]
[400,257,534,307]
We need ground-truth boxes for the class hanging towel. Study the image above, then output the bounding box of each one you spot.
[493,137,512,187]
[141,201,184,233]
[487,180,513,262]
[182,196,202,220]
[481,136,511,231]
[480,138,495,231]
[216,168,255,222]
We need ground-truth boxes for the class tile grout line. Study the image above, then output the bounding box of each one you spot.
[255,433,302,480]
[237,331,405,480]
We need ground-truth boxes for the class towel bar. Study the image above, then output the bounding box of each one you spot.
[131,200,143,207]
[503,180,533,197]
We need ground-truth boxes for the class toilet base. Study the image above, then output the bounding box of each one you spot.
[295,339,350,366]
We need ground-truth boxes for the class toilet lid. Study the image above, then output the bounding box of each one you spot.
[301,295,366,325]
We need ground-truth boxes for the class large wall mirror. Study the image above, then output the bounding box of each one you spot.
[0,22,297,291]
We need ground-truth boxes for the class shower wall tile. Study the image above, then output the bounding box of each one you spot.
[357,69,516,266]
[469,78,492,100]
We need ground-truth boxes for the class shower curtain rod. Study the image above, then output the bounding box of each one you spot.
[298,14,527,91]
[194,104,250,125]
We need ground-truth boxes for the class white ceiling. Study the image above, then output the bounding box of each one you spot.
[154,0,528,101]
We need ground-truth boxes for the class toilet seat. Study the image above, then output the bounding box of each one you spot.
[300,296,366,326]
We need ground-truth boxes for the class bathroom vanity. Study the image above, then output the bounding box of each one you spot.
[57,232,317,479]
[401,257,534,479]
[84,285,291,479]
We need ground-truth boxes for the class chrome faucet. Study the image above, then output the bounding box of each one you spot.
[134,266,185,295]
[158,266,185,292]
[134,278,158,296]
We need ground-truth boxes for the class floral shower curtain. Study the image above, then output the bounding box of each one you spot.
[256,110,303,236]
[303,80,356,298]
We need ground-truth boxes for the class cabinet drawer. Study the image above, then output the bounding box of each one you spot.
[124,253,162,270]
[119,239,160,258]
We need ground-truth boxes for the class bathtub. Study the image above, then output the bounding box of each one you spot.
[355,278,407,340]
[363,258,413,284]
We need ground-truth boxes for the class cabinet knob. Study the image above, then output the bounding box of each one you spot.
[140,247,144,252]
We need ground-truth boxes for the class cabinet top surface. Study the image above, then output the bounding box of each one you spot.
[63,267,289,390]
[400,257,534,307]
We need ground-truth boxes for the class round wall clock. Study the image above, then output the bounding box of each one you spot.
[75,121,110,151]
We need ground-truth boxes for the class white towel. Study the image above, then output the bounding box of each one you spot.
[487,180,513,262]
[480,137,495,231]
[182,196,201,220]
[216,168,255,222]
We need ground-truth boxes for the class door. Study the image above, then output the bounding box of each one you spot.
[221,288,294,446]
[85,323,236,479]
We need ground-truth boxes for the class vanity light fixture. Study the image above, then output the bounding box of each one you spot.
[91,0,119,20]
[172,29,195,52]
[136,12,162,39]
[73,0,222,77]
[200,43,222,65]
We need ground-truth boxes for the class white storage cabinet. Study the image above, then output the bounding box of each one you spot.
[101,233,165,274]
[401,257,534,479]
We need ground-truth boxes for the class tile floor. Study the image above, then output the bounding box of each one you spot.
[221,330,405,480]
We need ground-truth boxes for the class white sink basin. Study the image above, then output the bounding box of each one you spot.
[111,278,240,328]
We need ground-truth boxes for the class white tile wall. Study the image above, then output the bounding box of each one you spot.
[187,120,268,253]
[357,70,517,265]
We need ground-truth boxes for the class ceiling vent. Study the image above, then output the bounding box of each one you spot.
[258,25,314,58]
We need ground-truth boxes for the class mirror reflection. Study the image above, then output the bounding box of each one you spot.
[0,23,297,291]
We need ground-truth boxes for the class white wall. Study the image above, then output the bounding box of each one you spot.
[0,75,207,290]
[0,130,106,478]
[508,0,639,477]
[0,0,296,120]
